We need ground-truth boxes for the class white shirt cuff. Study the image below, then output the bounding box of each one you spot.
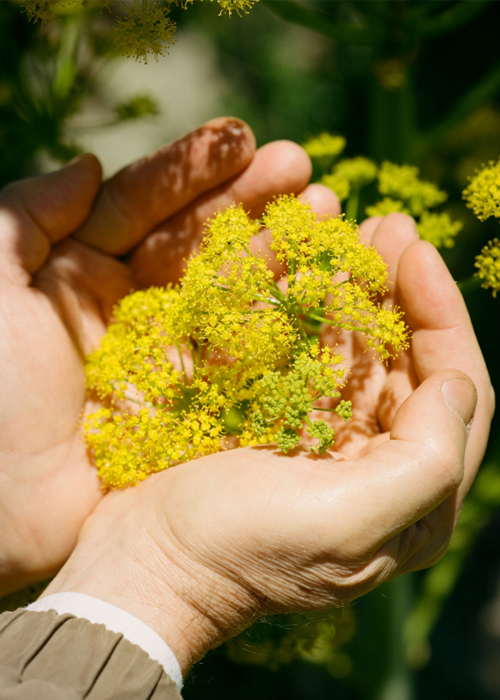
[27,592,183,691]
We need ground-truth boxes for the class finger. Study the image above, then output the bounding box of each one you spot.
[300,183,341,217]
[0,154,101,286]
[370,212,419,304]
[74,117,256,256]
[377,365,419,432]
[250,183,342,279]
[369,214,420,419]
[397,241,495,493]
[358,216,381,245]
[130,140,312,287]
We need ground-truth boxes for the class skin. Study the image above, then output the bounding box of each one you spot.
[0,117,494,678]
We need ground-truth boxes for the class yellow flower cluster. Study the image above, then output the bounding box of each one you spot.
[333,157,378,190]
[365,197,410,217]
[86,196,409,489]
[320,173,351,202]
[302,133,347,160]
[309,133,460,250]
[320,157,377,203]
[377,162,447,216]
[417,211,463,249]
[463,159,500,221]
[474,238,500,297]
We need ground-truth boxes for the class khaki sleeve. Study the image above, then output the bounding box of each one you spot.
[0,608,183,699]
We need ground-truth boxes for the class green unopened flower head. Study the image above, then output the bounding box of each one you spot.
[474,238,500,297]
[463,159,500,221]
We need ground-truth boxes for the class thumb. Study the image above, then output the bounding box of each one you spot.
[323,369,477,558]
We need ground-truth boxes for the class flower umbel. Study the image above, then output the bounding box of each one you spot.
[377,162,447,217]
[302,133,346,160]
[85,197,409,489]
[463,159,500,221]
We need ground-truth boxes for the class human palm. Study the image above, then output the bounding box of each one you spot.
[0,117,316,596]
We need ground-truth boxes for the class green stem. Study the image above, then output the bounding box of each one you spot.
[457,275,482,296]
[369,63,417,163]
[53,14,83,101]
[346,189,360,221]
[266,280,287,303]
[176,345,189,384]
[351,576,415,700]
[307,312,363,334]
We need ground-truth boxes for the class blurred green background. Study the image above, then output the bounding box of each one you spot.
[1,1,500,698]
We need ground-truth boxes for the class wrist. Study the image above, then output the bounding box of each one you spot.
[40,486,256,675]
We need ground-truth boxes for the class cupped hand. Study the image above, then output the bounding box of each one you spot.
[0,117,314,596]
[43,206,494,676]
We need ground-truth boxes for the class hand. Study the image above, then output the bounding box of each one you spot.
[0,117,315,596]
[42,212,494,676]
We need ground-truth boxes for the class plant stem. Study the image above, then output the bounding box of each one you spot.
[369,64,417,163]
[457,275,482,296]
[346,189,360,221]
[53,14,83,101]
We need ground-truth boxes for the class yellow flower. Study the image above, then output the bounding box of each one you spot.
[474,238,500,297]
[365,197,410,218]
[302,133,347,160]
[378,162,447,216]
[86,196,409,488]
[334,157,378,190]
[463,159,500,221]
[320,172,351,202]
[417,211,463,249]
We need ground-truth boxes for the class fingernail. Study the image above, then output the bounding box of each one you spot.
[441,378,477,428]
